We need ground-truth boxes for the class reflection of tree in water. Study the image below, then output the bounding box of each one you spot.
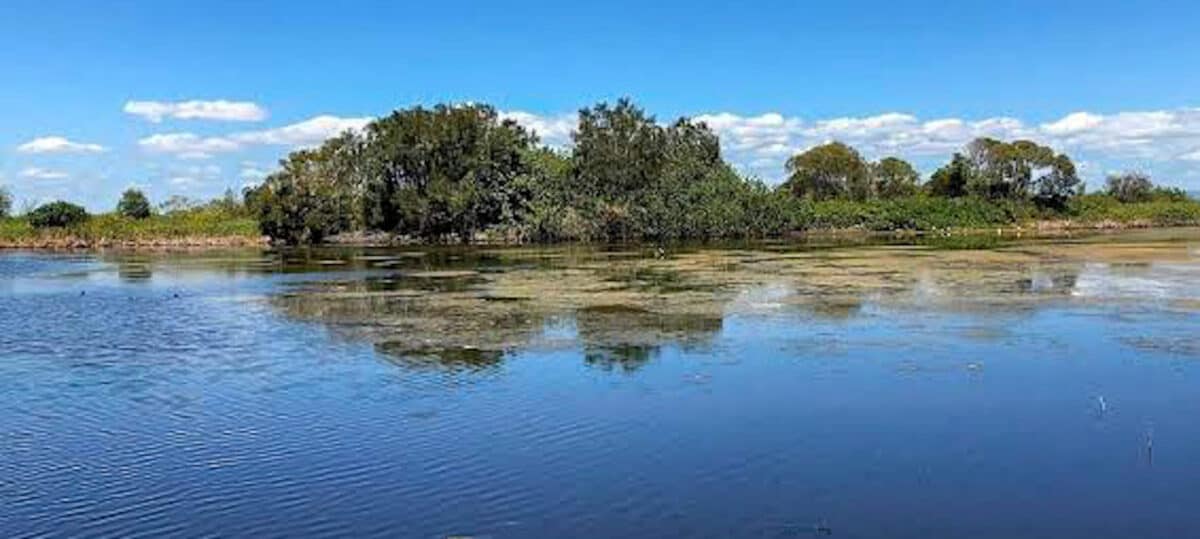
[585,345,658,373]
[575,305,722,373]
[272,289,547,372]
[266,239,1176,374]
[802,295,864,320]
[117,260,153,282]
[374,342,507,372]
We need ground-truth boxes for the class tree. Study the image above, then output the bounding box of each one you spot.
[159,195,202,214]
[361,104,536,239]
[0,186,11,218]
[927,153,970,198]
[28,201,89,228]
[1105,172,1153,203]
[572,98,667,202]
[783,142,870,201]
[569,99,731,240]
[871,157,920,198]
[962,138,1080,206]
[117,188,152,219]
[252,145,358,244]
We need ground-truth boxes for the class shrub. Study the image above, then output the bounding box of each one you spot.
[27,201,89,228]
[117,188,152,219]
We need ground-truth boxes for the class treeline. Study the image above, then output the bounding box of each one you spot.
[244,98,1195,244]
[3,99,1195,245]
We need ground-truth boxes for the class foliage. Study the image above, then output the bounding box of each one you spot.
[783,142,871,201]
[1105,171,1153,203]
[252,104,537,243]
[250,145,359,244]
[871,157,920,198]
[961,138,1081,207]
[0,186,12,218]
[117,188,152,219]
[27,201,90,228]
[927,153,971,198]
[1,204,258,246]
[181,99,1200,245]
[799,196,1025,231]
[1069,193,1200,226]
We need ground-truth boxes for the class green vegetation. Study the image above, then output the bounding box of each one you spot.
[0,186,12,218]
[243,98,1197,244]
[117,189,153,219]
[4,99,1199,248]
[1,193,258,247]
[28,201,90,228]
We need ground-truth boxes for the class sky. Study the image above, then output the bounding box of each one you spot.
[2,0,1200,210]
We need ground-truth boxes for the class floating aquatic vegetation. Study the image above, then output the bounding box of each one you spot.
[266,231,1200,370]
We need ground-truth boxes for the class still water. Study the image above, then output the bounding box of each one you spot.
[4,230,1200,538]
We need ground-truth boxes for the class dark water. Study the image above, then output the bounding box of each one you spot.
[4,232,1200,538]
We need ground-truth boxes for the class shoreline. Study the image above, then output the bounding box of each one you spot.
[2,219,1195,251]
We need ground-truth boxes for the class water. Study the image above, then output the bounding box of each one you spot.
[4,230,1200,538]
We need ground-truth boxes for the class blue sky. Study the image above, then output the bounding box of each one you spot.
[3,0,1200,209]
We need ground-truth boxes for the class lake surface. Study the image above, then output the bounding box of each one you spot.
[4,229,1200,538]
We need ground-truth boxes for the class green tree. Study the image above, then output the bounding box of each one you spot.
[117,188,152,219]
[0,186,12,218]
[871,157,920,198]
[568,99,732,240]
[28,201,89,228]
[572,98,667,202]
[783,142,870,201]
[1105,172,1153,203]
[252,147,357,244]
[927,153,971,198]
[361,104,536,239]
[962,138,1080,206]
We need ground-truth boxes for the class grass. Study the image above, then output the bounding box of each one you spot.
[0,208,261,247]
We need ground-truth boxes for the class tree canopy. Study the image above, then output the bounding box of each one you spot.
[240,99,1126,245]
[28,201,89,228]
[117,189,152,219]
[783,142,871,201]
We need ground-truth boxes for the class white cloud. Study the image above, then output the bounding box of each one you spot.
[20,167,69,180]
[16,136,107,154]
[1181,149,1200,162]
[240,166,269,180]
[134,114,371,160]
[1040,112,1104,135]
[124,99,267,123]
[162,164,222,190]
[231,115,371,146]
[499,111,575,147]
[137,133,240,158]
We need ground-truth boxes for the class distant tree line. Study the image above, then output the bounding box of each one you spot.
[2,99,1193,240]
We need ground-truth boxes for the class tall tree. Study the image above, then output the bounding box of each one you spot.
[927,153,971,198]
[963,138,1080,205]
[117,188,152,219]
[1105,171,1154,203]
[571,98,667,202]
[871,157,920,198]
[783,142,870,201]
[359,104,536,239]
